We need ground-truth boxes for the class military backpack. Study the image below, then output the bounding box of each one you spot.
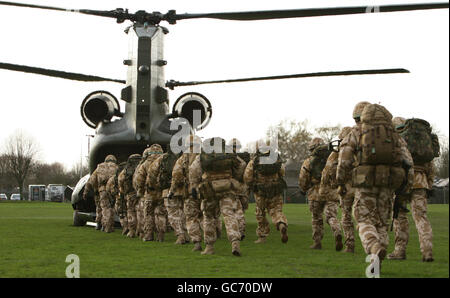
[309,144,332,180]
[398,118,440,164]
[200,152,237,173]
[254,152,282,175]
[158,153,179,189]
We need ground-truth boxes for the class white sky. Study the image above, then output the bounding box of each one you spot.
[0,0,448,170]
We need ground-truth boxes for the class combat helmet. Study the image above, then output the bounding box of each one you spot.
[227,138,242,153]
[352,101,371,122]
[105,155,117,163]
[392,117,406,131]
[143,144,163,159]
[308,137,325,151]
[338,126,352,140]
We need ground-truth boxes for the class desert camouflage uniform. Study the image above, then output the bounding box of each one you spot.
[336,115,413,259]
[190,147,247,255]
[119,163,139,238]
[171,152,202,245]
[244,158,288,243]
[134,145,164,241]
[392,162,435,260]
[300,157,341,248]
[106,162,127,234]
[84,155,118,233]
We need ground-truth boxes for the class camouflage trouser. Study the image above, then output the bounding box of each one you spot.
[393,189,433,258]
[309,200,341,242]
[235,196,246,236]
[354,187,393,255]
[184,196,203,243]
[99,190,114,232]
[340,186,355,248]
[164,195,187,237]
[115,195,128,231]
[254,193,288,238]
[94,194,102,225]
[136,197,145,237]
[143,191,167,239]
[126,192,139,235]
[203,194,241,245]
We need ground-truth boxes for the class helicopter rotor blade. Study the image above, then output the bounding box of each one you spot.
[166,68,410,89]
[0,62,126,84]
[173,3,449,22]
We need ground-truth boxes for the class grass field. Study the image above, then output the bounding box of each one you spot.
[0,201,448,278]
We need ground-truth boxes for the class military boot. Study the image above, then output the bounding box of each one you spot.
[127,230,136,238]
[232,241,241,256]
[142,232,154,242]
[422,252,434,262]
[344,243,355,253]
[279,223,288,243]
[122,227,129,236]
[183,231,190,244]
[335,234,343,251]
[201,244,215,255]
[175,234,186,245]
[254,237,266,244]
[387,249,406,260]
[157,231,165,242]
[310,241,322,250]
[192,241,202,252]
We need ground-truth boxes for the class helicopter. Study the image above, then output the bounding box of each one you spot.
[0,1,448,225]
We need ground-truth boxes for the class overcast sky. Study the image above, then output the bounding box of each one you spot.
[0,0,448,170]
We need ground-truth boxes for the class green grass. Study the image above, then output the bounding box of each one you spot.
[0,201,448,278]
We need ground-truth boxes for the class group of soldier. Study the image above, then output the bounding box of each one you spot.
[83,101,437,270]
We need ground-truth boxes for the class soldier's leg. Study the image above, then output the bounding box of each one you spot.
[99,191,114,233]
[115,196,128,235]
[219,196,242,256]
[143,194,156,241]
[389,195,409,260]
[126,194,138,238]
[165,196,186,243]
[184,197,203,250]
[353,188,386,259]
[376,188,393,253]
[325,200,343,251]
[154,197,167,242]
[340,191,355,252]
[266,194,288,243]
[254,194,270,243]
[235,198,246,240]
[309,200,325,249]
[201,198,219,255]
[410,189,433,261]
[94,195,102,230]
[137,198,145,238]
[214,205,223,239]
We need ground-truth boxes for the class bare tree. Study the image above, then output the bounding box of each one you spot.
[435,137,449,179]
[266,119,312,165]
[315,124,342,143]
[1,131,40,200]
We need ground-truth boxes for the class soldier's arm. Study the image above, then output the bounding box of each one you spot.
[134,162,147,197]
[243,160,255,186]
[148,157,162,189]
[188,155,202,191]
[169,156,184,194]
[336,132,357,186]
[118,171,126,194]
[427,162,436,189]
[233,156,246,182]
[106,176,116,197]
[298,158,311,192]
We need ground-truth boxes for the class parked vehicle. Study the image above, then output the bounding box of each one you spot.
[0,193,8,200]
[10,194,21,201]
[28,185,46,201]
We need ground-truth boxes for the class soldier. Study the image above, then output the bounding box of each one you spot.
[388,117,436,262]
[134,144,165,241]
[106,162,127,235]
[148,148,182,243]
[336,103,414,268]
[244,143,288,244]
[300,138,342,250]
[229,138,250,240]
[170,135,203,251]
[83,155,118,233]
[190,137,246,256]
[119,154,142,238]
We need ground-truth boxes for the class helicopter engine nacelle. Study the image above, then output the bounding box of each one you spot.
[172,92,212,131]
[81,91,122,128]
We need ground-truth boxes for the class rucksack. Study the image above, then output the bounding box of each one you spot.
[359,104,398,165]
[310,144,332,180]
[200,152,236,173]
[254,152,282,175]
[237,152,251,164]
[158,153,179,189]
[398,118,440,164]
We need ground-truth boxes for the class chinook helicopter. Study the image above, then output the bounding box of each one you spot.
[0,1,448,226]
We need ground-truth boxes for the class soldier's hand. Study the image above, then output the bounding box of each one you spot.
[338,185,347,196]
